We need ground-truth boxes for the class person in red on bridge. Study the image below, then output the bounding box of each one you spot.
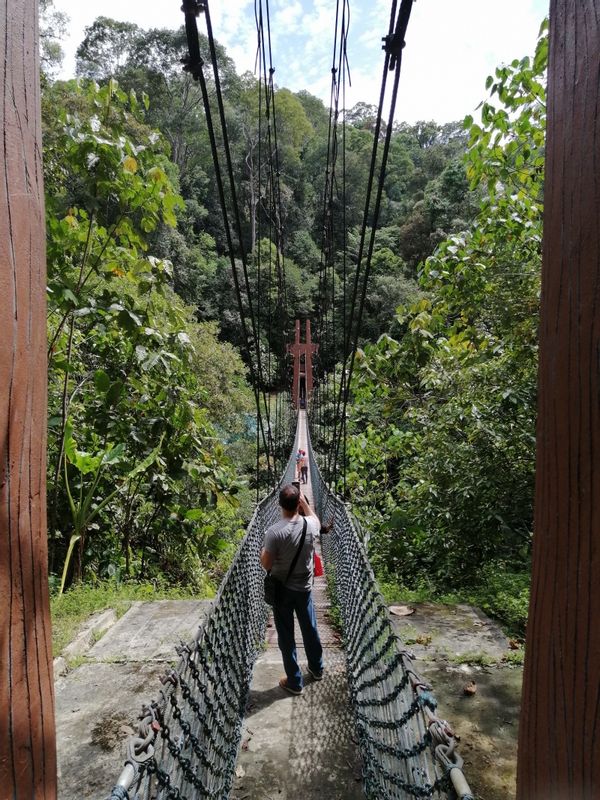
[299,452,308,484]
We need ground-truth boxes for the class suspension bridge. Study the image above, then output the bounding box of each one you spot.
[3,1,600,800]
[56,0,496,788]
[105,405,474,800]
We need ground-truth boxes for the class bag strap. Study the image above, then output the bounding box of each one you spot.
[283,517,307,586]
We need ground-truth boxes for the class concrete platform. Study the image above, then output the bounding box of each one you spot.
[389,602,523,800]
[87,599,213,662]
[54,598,523,800]
[55,599,213,799]
[389,601,511,662]
[56,661,168,799]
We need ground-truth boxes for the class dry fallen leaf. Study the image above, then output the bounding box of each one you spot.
[119,725,135,736]
[415,634,432,646]
[508,638,521,650]
[389,605,415,617]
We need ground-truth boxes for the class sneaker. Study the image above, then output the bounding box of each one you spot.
[307,666,323,681]
[279,677,303,695]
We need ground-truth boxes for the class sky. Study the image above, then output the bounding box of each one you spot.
[53,0,550,124]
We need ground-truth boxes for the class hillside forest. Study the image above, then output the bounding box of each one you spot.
[42,3,547,634]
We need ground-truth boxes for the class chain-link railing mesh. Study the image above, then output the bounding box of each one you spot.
[107,441,299,800]
[107,418,472,800]
[307,424,474,800]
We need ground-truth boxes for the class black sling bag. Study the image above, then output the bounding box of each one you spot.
[264,518,307,607]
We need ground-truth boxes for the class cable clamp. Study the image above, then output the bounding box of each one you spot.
[181,0,206,16]
[381,32,405,71]
[181,55,204,80]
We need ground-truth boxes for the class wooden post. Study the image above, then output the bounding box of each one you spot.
[517,3,600,798]
[0,0,57,797]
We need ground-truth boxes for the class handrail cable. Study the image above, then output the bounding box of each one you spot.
[310,428,473,800]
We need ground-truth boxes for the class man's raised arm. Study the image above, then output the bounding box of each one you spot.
[299,495,320,527]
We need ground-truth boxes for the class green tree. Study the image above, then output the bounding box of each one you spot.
[345,22,548,599]
[76,17,141,79]
[40,0,68,76]
[44,78,252,589]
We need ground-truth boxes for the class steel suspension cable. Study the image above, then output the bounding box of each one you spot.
[186,0,279,485]
[329,0,415,480]
[255,0,264,499]
[203,1,281,483]
[314,0,341,434]
[256,0,290,476]
[263,28,291,398]
[341,0,350,496]
[182,1,275,487]
[329,0,351,489]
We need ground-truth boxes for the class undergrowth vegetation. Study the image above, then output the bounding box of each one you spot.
[41,6,549,643]
[346,23,548,635]
[51,579,198,656]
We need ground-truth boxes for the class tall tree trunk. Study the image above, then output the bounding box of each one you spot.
[517,3,600,799]
[0,0,57,797]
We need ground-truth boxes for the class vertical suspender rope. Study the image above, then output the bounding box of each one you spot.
[316,0,342,483]
[182,0,276,486]
[202,0,276,481]
[258,0,288,480]
[255,1,263,500]
[316,0,351,486]
[339,0,350,495]
[330,0,414,480]
[327,0,398,479]
[330,0,350,490]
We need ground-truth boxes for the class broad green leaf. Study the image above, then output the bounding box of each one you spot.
[93,369,111,393]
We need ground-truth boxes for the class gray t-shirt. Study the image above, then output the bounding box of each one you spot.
[263,514,319,592]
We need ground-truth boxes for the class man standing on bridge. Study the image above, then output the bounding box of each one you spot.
[260,485,324,694]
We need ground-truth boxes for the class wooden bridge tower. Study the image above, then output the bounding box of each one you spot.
[518,3,600,798]
[0,0,57,796]
[287,320,318,410]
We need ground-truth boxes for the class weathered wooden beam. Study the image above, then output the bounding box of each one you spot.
[517,3,600,798]
[0,0,57,796]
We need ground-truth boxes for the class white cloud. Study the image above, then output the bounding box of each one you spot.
[53,0,549,123]
[391,0,548,122]
[276,1,303,29]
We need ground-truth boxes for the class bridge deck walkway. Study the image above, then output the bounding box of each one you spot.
[229,410,364,800]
